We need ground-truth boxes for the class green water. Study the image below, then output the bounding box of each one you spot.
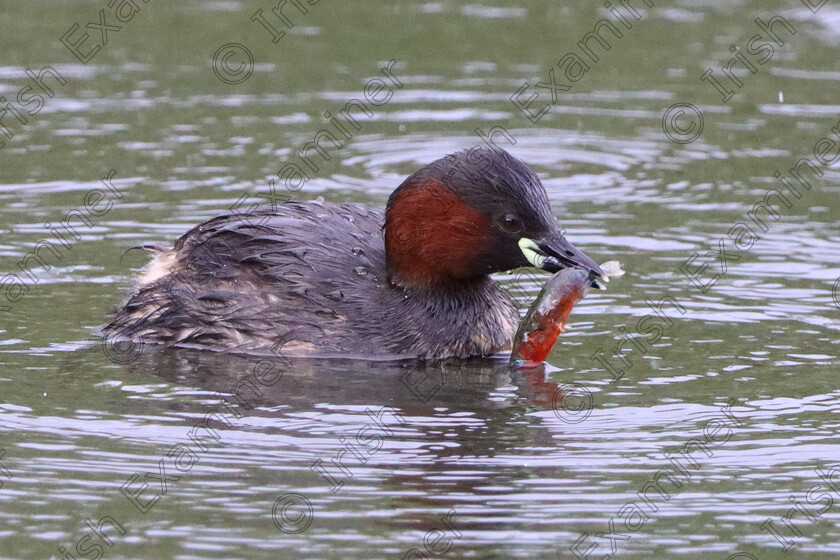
[1,1,839,559]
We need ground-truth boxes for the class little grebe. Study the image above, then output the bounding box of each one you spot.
[105,148,605,358]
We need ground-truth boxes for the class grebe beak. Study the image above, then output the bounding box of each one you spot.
[518,234,607,289]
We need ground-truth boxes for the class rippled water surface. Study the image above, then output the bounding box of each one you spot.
[1,1,840,559]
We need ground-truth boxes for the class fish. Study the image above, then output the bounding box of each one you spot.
[511,261,624,368]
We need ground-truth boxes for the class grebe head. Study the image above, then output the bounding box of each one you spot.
[383,148,604,289]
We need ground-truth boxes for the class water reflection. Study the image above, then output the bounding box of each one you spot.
[116,348,573,554]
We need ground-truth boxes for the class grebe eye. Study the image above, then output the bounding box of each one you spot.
[498,213,522,233]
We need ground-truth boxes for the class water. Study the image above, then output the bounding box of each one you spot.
[1,1,840,558]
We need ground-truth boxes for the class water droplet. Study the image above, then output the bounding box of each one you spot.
[352,247,364,256]
[353,266,368,276]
